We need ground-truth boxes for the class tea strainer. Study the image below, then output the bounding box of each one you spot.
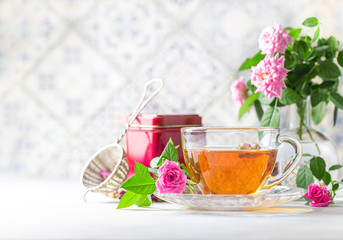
[80,78,164,201]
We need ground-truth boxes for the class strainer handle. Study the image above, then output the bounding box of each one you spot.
[83,189,90,203]
[116,78,164,143]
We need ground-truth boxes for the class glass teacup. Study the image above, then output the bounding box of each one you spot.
[181,127,303,195]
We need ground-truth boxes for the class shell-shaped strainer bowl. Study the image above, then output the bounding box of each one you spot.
[81,144,129,201]
[80,78,163,201]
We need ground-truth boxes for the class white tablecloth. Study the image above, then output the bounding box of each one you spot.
[1,177,343,240]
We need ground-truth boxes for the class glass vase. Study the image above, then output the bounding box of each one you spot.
[277,97,342,187]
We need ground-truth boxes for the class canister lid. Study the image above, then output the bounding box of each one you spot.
[127,113,202,128]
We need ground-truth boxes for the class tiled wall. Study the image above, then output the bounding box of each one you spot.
[1,0,343,179]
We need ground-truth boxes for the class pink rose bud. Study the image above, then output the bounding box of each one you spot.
[251,54,289,99]
[151,194,162,202]
[305,183,333,207]
[114,189,127,199]
[238,142,251,150]
[230,77,248,107]
[100,171,111,180]
[156,160,187,194]
[258,22,293,56]
[250,142,261,149]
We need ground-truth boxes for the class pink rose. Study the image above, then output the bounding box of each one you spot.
[251,54,289,99]
[258,22,293,56]
[156,160,187,194]
[100,171,111,180]
[305,183,333,207]
[230,77,248,107]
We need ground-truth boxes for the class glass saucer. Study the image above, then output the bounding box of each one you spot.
[154,186,305,211]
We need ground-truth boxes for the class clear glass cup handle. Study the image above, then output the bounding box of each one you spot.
[262,134,303,189]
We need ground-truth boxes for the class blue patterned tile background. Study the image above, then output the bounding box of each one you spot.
[0,0,343,179]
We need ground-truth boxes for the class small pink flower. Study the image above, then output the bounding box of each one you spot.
[156,160,187,194]
[231,77,248,107]
[305,183,333,207]
[100,171,111,180]
[258,22,293,55]
[251,54,289,99]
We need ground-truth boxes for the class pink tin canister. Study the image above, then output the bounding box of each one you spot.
[126,113,202,177]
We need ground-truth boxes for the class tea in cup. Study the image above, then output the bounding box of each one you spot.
[181,127,302,195]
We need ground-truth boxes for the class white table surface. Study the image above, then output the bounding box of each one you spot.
[1,177,343,240]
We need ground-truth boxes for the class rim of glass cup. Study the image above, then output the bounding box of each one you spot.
[181,127,280,133]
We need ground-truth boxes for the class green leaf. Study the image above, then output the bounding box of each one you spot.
[337,50,343,67]
[296,165,314,189]
[330,92,343,110]
[121,174,156,194]
[186,179,196,185]
[180,163,187,169]
[300,78,311,97]
[284,49,296,69]
[302,17,319,27]
[303,153,314,157]
[318,61,341,79]
[238,59,250,72]
[279,88,301,105]
[148,168,158,177]
[181,169,190,178]
[313,45,329,52]
[254,100,264,121]
[329,164,343,171]
[117,191,143,209]
[310,157,326,180]
[157,138,179,166]
[312,102,326,125]
[334,106,338,126]
[303,196,311,204]
[238,51,266,71]
[246,80,257,92]
[301,36,312,42]
[328,36,339,51]
[162,138,179,162]
[311,27,320,43]
[258,94,273,105]
[319,81,336,90]
[180,163,191,178]
[238,93,260,119]
[292,63,310,77]
[135,195,151,207]
[284,59,297,69]
[311,91,326,107]
[333,183,339,191]
[318,38,328,45]
[294,40,310,60]
[325,50,335,60]
[323,172,332,186]
[260,106,280,127]
[289,28,302,39]
[307,53,316,61]
[150,157,160,168]
[269,98,285,107]
[135,162,150,175]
